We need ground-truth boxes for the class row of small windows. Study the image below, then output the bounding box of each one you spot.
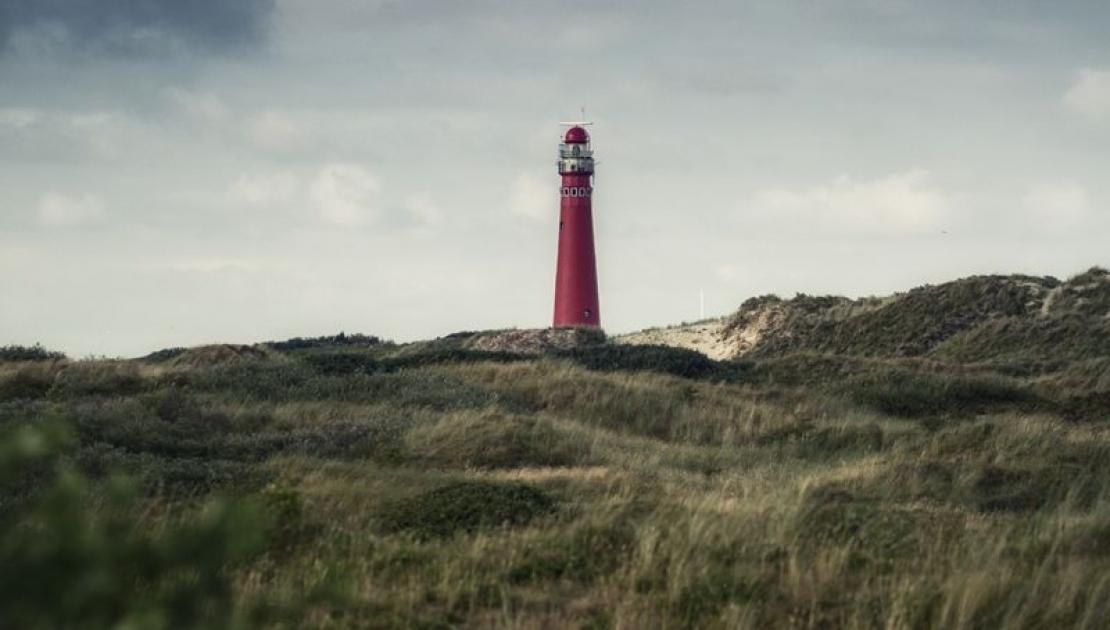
[560,187,593,197]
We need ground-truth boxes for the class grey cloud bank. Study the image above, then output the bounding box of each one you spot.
[0,0,1107,357]
[0,0,275,56]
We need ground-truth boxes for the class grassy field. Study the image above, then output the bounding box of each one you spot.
[2,272,1109,628]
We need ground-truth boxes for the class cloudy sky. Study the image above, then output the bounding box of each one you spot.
[1,0,1108,357]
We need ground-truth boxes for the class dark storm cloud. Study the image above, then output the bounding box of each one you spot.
[0,0,275,56]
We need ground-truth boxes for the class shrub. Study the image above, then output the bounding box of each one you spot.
[189,361,516,411]
[842,370,1036,418]
[140,347,187,363]
[265,332,382,352]
[1052,390,1110,422]
[792,486,920,569]
[301,348,529,377]
[73,396,407,469]
[385,349,527,371]
[757,422,885,458]
[0,366,56,402]
[406,412,590,469]
[0,344,66,363]
[676,570,768,626]
[930,316,1110,364]
[301,352,382,375]
[963,463,1102,513]
[377,481,555,539]
[553,344,726,380]
[49,363,145,399]
[508,521,635,584]
[259,486,318,554]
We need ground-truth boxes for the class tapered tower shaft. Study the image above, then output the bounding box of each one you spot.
[553,125,600,327]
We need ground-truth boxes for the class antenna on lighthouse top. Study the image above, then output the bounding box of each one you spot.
[558,106,593,127]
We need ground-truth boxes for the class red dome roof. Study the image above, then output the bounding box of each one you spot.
[564,126,589,143]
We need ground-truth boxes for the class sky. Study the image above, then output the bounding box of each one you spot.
[1,0,1108,357]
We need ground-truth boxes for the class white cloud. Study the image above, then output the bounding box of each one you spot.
[1024,181,1091,230]
[509,173,551,222]
[406,192,444,227]
[163,86,230,124]
[246,111,304,152]
[1063,68,1110,120]
[0,108,42,129]
[309,163,381,227]
[37,193,106,228]
[0,109,138,160]
[747,169,950,235]
[229,172,300,206]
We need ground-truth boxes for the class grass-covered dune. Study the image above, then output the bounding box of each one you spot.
[2,270,1110,628]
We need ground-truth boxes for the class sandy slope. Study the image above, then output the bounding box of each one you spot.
[613,318,738,360]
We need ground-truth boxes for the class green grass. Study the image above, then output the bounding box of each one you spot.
[2,315,1110,628]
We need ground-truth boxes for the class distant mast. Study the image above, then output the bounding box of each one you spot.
[553,121,600,328]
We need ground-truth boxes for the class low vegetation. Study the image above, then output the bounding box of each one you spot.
[2,269,1109,628]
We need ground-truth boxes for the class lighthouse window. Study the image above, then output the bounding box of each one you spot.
[570,188,578,197]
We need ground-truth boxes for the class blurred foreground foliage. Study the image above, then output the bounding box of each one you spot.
[0,422,280,629]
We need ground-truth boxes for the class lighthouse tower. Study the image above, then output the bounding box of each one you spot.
[553,124,600,328]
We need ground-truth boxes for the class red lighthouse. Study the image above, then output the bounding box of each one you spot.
[553,124,600,327]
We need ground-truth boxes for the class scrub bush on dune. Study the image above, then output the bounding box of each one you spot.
[406,411,591,470]
[552,343,729,380]
[0,344,66,363]
[841,370,1038,418]
[376,481,556,539]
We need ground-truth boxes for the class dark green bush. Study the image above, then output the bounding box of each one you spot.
[140,347,187,363]
[408,413,590,470]
[377,481,555,539]
[265,332,382,352]
[792,486,920,569]
[386,348,526,370]
[74,396,406,464]
[930,316,1110,364]
[76,445,260,495]
[0,344,66,362]
[49,363,145,399]
[553,344,726,380]
[0,366,56,402]
[301,348,527,377]
[1053,391,1110,422]
[182,362,518,411]
[508,521,635,584]
[676,570,768,626]
[260,486,319,554]
[302,352,382,375]
[965,463,1102,513]
[842,370,1037,418]
[970,465,1046,512]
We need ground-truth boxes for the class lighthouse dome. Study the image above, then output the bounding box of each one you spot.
[564,126,589,143]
